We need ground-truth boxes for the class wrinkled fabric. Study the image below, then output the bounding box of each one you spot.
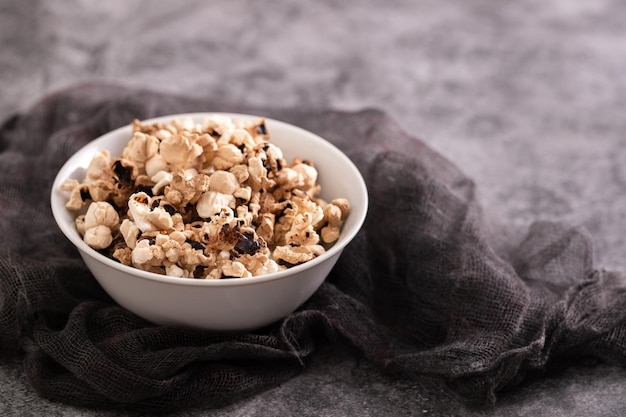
[1,83,626,412]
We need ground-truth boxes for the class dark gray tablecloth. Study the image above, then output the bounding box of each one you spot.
[2,1,626,416]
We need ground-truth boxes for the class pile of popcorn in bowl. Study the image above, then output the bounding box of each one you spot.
[60,115,351,279]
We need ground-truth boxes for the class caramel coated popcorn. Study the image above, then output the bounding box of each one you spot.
[61,116,351,279]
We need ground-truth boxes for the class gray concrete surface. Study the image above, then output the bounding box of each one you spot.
[2,0,626,415]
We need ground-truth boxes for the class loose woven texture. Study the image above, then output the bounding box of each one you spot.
[1,83,626,412]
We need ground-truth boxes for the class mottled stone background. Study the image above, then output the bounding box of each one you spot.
[1,0,626,416]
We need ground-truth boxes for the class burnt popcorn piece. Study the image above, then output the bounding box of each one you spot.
[135,184,154,196]
[256,121,267,135]
[162,204,178,216]
[234,231,261,255]
[79,187,91,202]
[186,238,205,251]
[112,159,135,186]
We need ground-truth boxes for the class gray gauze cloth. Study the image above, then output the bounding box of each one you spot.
[1,83,625,413]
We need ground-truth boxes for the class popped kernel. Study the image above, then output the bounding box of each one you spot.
[61,116,351,279]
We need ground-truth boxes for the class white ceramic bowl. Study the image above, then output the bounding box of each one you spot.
[51,113,368,331]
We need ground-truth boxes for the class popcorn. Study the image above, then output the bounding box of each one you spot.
[213,143,244,170]
[196,191,236,219]
[321,203,342,244]
[85,150,113,184]
[272,244,325,265]
[163,171,209,208]
[122,132,159,171]
[61,116,351,279]
[208,170,239,195]
[127,192,174,233]
[82,201,119,249]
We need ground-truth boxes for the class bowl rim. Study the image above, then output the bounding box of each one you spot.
[51,112,368,287]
